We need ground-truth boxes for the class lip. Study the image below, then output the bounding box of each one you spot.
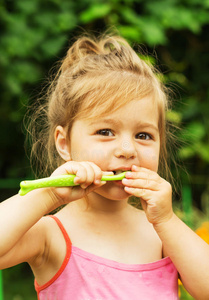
[110,167,132,174]
[105,179,124,187]
[113,180,124,186]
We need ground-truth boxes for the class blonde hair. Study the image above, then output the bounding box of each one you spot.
[27,33,172,182]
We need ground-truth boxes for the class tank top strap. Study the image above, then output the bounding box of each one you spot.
[49,215,72,248]
[35,215,72,293]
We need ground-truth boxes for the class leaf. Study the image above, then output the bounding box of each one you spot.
[196,143,209,163]
[80,3,112,23]
[117,26,142,41]
[168,72,188,86]
[40,35,67,58]
[178,146,195,160]
[16,0,38,14]
[140,17,167,45]
[120,7,143,26]
[57,12,77,31]
[146,1,209,33]
[181,122,206,142]
[166,110,182,124]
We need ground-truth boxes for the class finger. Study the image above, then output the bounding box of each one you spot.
[85,181,107,194]
[80,161,106,186]
[140,198,147,212]
[122,178,159,191]
[78,162,110,188]
[127,167,161,182]
[84,163,114,180]
[76,162,96,188]
[80,162,114,185]
[124,186,152,200]
[84,162,104,185]
[52,161,86,178]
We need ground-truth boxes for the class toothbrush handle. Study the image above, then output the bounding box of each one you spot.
[19,172,127,196]
[19,175,77,196]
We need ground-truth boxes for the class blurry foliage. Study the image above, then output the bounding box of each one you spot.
[3,263,36,300]
[1,1,209,298]
[1,0,208,206]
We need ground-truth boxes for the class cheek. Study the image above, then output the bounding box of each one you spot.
[70,144,110,164]
[139,148,159,171]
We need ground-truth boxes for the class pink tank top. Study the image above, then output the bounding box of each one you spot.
[35,215,179,300]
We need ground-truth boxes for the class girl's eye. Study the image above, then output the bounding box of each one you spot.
[96,129,114,136]
[136,132,152,140]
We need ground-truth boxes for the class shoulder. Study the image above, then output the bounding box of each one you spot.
[28,216,54,267]
[34,214,68,261]
[30,214,68,285]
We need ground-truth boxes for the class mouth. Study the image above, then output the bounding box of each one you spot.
[112,170,130,175]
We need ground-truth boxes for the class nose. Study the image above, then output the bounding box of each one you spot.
[114,137,137,159]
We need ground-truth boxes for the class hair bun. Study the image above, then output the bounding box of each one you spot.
[61,37,102,73]
[60,35,132,74]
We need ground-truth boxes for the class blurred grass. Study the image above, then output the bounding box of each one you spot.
[3,264,36,300]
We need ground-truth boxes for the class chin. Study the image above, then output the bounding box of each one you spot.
[95,182,130,201]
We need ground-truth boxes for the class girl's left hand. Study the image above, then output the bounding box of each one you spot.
[122,165,174,226]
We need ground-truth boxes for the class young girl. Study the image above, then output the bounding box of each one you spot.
[1,34,209,300]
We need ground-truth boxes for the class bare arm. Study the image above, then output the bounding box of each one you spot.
[0,189,57,269]
[0,161,106,269]
[123,165,209,300]
[154,214,209,300]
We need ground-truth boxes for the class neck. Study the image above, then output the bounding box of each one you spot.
[77,192,130,215]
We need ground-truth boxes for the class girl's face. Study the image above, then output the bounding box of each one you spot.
[67,95,160,201]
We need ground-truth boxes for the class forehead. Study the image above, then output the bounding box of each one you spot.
[84,96,159,128]
[74,71,157,121]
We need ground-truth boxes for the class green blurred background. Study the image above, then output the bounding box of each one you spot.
[0,0,209,299]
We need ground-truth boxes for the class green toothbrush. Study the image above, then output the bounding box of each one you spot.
[19,172,128,196]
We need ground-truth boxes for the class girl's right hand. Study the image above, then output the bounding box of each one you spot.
[48,161,110,206]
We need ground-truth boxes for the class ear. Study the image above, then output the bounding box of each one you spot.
[55,126,71,161]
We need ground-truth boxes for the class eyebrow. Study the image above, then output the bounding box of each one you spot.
[89,118,159,132]
[135,122,159,132]
[89,118,122,127]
